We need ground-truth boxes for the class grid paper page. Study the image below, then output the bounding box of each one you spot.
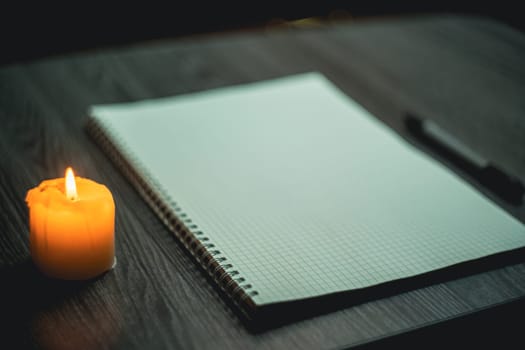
[91,73,525,305]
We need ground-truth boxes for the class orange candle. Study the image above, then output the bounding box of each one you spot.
[26,167,115,280]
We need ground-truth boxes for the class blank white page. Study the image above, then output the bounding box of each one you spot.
[91,73,525,305]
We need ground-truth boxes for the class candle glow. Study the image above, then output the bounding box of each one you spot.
[65,167,78,201]
[26,167,115,280]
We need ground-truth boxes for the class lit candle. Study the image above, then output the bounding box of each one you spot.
[26,167,115,280]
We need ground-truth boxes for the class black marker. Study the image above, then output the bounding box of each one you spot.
[405,114,524,206]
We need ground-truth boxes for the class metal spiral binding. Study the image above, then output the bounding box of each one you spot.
[86,116,258,315]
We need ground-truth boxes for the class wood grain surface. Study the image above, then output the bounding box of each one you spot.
[1,14,525,349]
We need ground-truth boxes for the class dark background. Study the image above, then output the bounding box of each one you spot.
[1,3,524,66]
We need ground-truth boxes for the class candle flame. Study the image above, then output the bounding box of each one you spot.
[65,167,78,200]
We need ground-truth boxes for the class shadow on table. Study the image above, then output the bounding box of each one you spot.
[0,259,121,350]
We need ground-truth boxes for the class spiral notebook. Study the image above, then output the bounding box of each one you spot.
[87,72,525,320]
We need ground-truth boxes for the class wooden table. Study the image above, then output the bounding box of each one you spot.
[1,14,525,349]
